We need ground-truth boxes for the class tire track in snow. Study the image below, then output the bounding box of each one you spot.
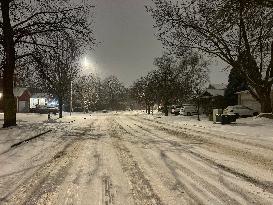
[116,116,273,204]
[128,115,273,180]
[1,141,78,205]
[117,117,241,204]
[0,136,71,202]
[109,121,163,205]
[129,117,273,193]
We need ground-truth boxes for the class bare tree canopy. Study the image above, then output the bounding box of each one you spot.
[73,74,128,112]
[30,33,81,118]
[0,0,95,127]
[147,0,273,113]
[73,74,101,112]
[131,53,208,116]
[254,0,273,7]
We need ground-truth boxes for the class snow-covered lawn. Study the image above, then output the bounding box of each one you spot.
[0,113,55,154]
[0,112,92,154]
[139,111,273,139]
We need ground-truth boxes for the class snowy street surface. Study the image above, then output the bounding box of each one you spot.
[1,112,273,204]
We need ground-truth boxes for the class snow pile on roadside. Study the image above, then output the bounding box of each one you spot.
[256,113,273,119]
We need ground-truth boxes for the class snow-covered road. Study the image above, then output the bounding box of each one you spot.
[1,112,273,204]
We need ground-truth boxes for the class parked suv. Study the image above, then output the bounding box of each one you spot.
[223,105,258,118]
[179,105,198,116]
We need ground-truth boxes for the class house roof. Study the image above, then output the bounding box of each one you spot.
[209,83,227,90]
[200,83,226,97]
[13,87,30,97]
[0,87,30,97]
[31,93,49,98]
[235,90,250,95]
[202,89,225,97]
[236,85,273,95]
[206,89,225,96]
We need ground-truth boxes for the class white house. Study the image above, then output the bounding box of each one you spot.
[201,83,227,98]
[236,90,273,112]
[30,93,48,108]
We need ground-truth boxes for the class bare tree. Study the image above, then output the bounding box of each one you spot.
[73,74,101,112]
[30,34,81,118]
[153,53,208,116]
[147,0,273,113]
[185,54,209,121]
[250,0,273,7]
[101,76,127,110]
[131,74,157,114]
[0,0,95,127]
[131,53,208,116]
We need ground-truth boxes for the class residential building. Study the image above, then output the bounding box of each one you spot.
[0,73,31,113]
[30,93,48,108]
[14,87,31,112]
[0,87,31,113]
[236,90,273,112]
[199,84,227,114]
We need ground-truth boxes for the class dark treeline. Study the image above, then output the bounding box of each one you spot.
[130,53,208,116]
[72,75,128,112]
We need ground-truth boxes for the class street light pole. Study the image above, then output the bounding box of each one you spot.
[70,80,73,116]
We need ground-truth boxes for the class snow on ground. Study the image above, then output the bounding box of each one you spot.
[0,112,98,204]
[0,111,273,204]
[0,113,56,154]
[0,112,99,154]
[139,110,273,139]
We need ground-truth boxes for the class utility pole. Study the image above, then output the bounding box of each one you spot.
[70,81,73,116]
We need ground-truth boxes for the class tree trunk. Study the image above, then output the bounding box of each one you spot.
[258,89,272,113]
[251,85,272,113]
[197,98,200,121]
[1,1,17,128]
[163,102,168,116]
[59,97,63,118]
[145,104,148,113]
[147,104,151,114]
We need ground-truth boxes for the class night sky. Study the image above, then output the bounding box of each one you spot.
[86,0,229,86]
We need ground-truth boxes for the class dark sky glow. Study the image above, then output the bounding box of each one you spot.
[90,0,228,86]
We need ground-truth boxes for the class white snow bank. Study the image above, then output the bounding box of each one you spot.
[135,111,273,139]
[0,112,100,154]
[0,113,53,154]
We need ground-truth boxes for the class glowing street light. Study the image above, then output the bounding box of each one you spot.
[83,57,88,67]
[82,56,91,69]
[81,56,98,74]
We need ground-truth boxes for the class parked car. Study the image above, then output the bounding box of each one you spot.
[223,105,259,117]
[171,105,181,115]
[179,105,198,116]
[30,105,58,115]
